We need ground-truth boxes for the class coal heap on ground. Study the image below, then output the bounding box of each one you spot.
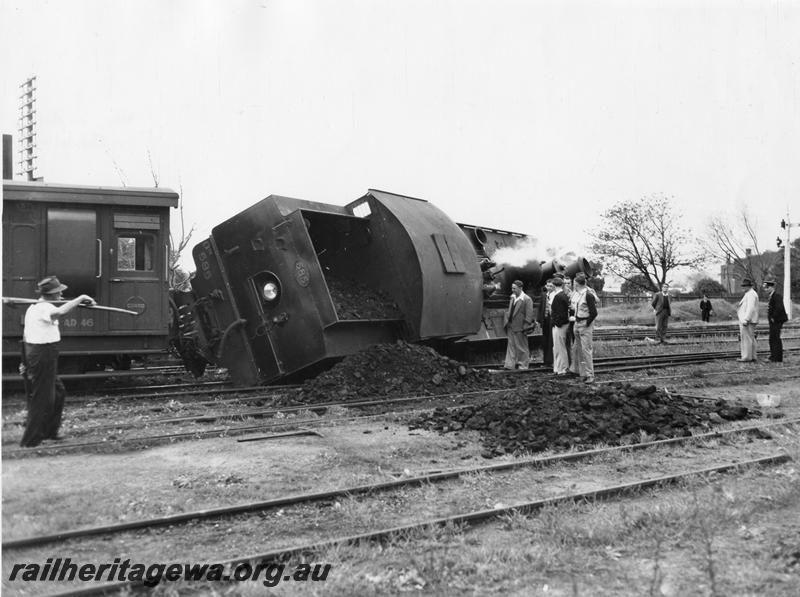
[410,381,755,457]
[296,341,507,403]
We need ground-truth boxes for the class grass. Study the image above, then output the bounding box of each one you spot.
[192,464,799,597]
[598,299,800,327]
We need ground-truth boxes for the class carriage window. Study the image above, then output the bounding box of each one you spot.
[117,233,155,271]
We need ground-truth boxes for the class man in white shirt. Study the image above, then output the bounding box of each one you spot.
[20,276,95,447]
[736,278,759,362]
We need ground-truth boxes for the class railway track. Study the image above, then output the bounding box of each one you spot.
[593,322,800,341]
[5,417,795,551]
[0,362,190,389]
[478,345,800,372]
[4,347,798,457]
[4,322,795,393]
[9,418,795,596]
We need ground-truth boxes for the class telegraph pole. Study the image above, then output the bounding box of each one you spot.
[17,76,38,180]
[779,215,796,320]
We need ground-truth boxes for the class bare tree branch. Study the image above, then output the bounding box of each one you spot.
[701,208,779,291]
[147,149,159,188]
[168,182,196,290]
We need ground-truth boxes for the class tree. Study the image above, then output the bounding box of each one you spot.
[169,184,196,290]
[692,277,727,296]
[590,195,704,290]
[703,208,779,292]
[144,153,195,290]
[620,274,654,295]
[586,260,605,293]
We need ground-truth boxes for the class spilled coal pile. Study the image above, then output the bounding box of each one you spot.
[295,341,511,403]
[410,381,755,457]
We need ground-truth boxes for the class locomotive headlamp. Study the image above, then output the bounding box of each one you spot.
[251,271,282,309]
[262,281,279,302]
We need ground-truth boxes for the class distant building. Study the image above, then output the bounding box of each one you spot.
[720,249,780,291]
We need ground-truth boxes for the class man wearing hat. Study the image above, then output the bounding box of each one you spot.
[549,276,570,374]
[20,276,95,447]
[503,279,534,370]
[764,279,788,362]
[568,272,598,383]
[736,278,759,362]
[650,283,672,343]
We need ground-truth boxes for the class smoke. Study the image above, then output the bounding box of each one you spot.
[489,239,583,274]
[490,237,541,267]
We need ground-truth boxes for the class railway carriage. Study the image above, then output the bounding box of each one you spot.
[2,180,178,373]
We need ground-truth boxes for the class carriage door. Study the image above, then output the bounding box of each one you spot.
[107,213,163,331]
[46,208,101,334]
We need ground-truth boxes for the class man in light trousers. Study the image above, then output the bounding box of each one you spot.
[737,278,759,362]
[568,273,598,383]
[503,280,534,370]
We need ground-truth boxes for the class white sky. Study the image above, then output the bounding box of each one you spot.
[2,0,799,282]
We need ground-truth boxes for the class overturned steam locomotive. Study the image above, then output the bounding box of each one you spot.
[171,189,591,386]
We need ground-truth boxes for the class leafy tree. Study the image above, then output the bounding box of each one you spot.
[587,260,605,293]
[620,274,654,294]
[692,277,727,296]
[590,195,704,291]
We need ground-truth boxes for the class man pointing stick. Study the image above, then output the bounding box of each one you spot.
[20,276,96,447]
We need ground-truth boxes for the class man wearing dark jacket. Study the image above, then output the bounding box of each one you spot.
[699,294,713,323]
[550,277,570,374]
[536,279,556,367]
[650,283,671,343]
[764,279,788,362]
[503,280,534,370]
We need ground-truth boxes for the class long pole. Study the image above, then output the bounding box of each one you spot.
[1,297,140,316]
[784,214,794,320]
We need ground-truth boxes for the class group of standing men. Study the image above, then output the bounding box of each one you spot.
[504,272,597,383]
[504,272,790,382]
[737,278,788,363]
[645,278,788,364]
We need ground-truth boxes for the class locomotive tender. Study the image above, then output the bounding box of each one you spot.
[2,180,178,373]
[174,189,590,386]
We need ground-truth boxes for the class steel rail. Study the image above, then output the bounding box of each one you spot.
[0,392,484,454]
[600,365,800,385]
[5,417,797,551]
[478,345,800,372]
[5,349,796,456]
[5,352,795,455]
[45,452,793,597]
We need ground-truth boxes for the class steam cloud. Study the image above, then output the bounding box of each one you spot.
[490,238,541,268]
[490,239,579,269]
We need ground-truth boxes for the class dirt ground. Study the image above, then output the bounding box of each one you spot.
[2,360,799,595]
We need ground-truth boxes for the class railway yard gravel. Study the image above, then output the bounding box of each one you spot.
[2,338,800,596]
